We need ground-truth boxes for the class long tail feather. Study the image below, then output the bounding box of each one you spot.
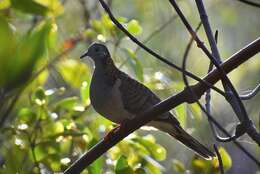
[170,126,215,160]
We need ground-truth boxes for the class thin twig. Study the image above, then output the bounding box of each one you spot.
[237,0,260,8]
[240,84,260,100]
[63,37,260,174]
[213,144,225,174]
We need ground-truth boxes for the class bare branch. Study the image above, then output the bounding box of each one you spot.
[240,84,260,100]
[237,0,260,8]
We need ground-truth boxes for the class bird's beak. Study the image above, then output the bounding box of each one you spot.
[80,50,89,59]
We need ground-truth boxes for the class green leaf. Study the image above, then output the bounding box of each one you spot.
[0,0,10,9]
[0,16,16,88]
[57,59,91,88]
[54,96,78,111]
[115,155,133,174]
[134,135,166,161]
[189,103,202,121]
[18,107,36,123]
[212,147,232,171]
[2,20,51,89]
[175,104,186,128]
[36,0,64,16]
[10,0,49,16]
[88,156,104,174]
[33,87,46,106]
[126,19,142,35]
[80,81,90,105]
[135,168,147,174]
[123,48,144,82]
[172,159,185,173]
[44,121,64,137]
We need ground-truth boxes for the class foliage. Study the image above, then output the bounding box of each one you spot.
[0,0,259,174]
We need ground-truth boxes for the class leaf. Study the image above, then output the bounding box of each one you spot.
[123,48,144,82]
[54,96,79,111]
[172,159,185,173]
[44,121,64,137]
[80,81,90,105]
[0,16,16,88]
[36,0,64,16]
[212,147,232,171]
[126,19,143,35]
[88,156,104,174]
[32,87,46,106]
[115,155,133,174]
[57,59,91,88]
[134,135,166,161]
[135,168,147,174]
[175,104,186,128]
[10,0,49,16]
[3,20,51,89]
[0,0,10,9]
[189,103,202,121]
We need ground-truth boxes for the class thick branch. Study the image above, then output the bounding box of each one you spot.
[64,38,260,174]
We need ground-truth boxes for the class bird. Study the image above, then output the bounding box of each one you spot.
[80,42,215,160]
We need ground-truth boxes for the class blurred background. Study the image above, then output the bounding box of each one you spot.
[0,0,259,173]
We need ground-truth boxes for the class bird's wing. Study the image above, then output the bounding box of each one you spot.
[118,71,160,114]
[118,71,178,123]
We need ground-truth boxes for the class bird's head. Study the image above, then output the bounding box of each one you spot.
[80,43,110,64]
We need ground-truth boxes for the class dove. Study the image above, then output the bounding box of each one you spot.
[80,43,215,160]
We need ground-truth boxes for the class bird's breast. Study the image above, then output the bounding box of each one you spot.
[90,72,134,123]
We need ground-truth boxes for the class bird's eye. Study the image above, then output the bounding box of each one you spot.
[94,48,99,52]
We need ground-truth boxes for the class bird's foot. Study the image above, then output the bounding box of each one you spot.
[104,120,129,141]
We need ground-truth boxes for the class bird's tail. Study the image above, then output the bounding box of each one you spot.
[169,126,215,160]
[150,120,215,160]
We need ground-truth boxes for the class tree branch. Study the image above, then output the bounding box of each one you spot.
[64,38,260,174]
[237,0,260,8]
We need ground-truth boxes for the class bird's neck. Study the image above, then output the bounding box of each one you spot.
[94,57,119,84]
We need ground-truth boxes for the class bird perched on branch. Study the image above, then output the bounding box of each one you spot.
[80,43,215,160]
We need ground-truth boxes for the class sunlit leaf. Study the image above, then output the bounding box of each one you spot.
[134,135,166,161]
[57,59,91,88]
[44,121,64,138]
[175,104,186,128]
[2,20,51,89]
[88,156,104,174]
[0,0,10,9]
[189,103,202,121]
[54,96,78,111]
[10,0,49,16]
[80,81,90,105]
[212,147,232,171]
[115,155,133,174]
[36,0,64,16]
[126,19,142,35]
